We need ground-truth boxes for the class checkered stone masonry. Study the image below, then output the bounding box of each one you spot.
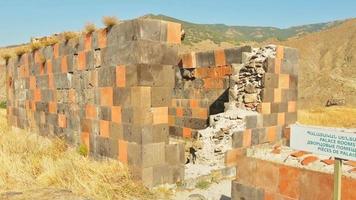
[6,18,184,188]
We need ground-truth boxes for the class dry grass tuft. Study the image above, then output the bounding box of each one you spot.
[0,109,154,199]
[42,36,60,46]
[298,106,356,128]
[1,53,12,64]
[30,42,44,52]
[102,16,119,28]
[63,32,80,42]
[84,23,97,35]
[14,46,30,57]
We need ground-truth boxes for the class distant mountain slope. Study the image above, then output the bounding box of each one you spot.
[277,18,356,108]
[143,14,344,45]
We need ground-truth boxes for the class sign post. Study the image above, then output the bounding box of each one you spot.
[333,158,342,200]
[290,125,356,200]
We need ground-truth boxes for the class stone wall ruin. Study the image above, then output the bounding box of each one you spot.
[5,18,298,188]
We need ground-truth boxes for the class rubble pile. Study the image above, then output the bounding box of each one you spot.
[229,45,276,111]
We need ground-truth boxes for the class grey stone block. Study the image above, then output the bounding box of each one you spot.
[231,181,265,200]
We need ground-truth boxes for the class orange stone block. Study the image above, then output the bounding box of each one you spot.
[34,89,41,102]
[288,101,297,112]
[68,89,76,103]
[267,126,277,142]
[274,58,281,74]
[276,46,284,59]
[84,34,92,51]
[77,51,86,70]
[116,65,126,87]
[291,151,308,158]
[53,44,59,58]
[321,159,335,165]
[46,60,53,74]
[61,56,68,72]
[195,67,208,78]
[301,156,318,165]
[258,102,271,114]
[345,160,356,167]
[48,74,55,89]
[278,74,290,89]
[181,52,196,68]
[168,115,175,126]
[277,112,285,126]
[100,120,110,138]
[243,129,252,147]
[192,108,208,119]
[274,88,282,103]
[176,107,184,117]
[34,51,41,64]
[112,106,122,123]
[118,139,128,164]
[29,76,36,90]
[48,102,57,114]
[166,22,181,44]
[40,63,45,75]
[214,49,226,66]
[98,29,107,48]
[152,107,168,124]
[183,127,192,138]
[85,104,97,119]
[189,99,198,108]
[100,87,113,106]
[58,114,67,128]
[81,132,90,152]
[279,165,300,198]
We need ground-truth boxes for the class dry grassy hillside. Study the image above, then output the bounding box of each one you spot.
[277,19,356,109]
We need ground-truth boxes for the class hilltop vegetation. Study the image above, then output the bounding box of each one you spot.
[144,14,343,45]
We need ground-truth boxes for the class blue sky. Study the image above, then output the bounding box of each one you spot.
[0,0,355,47]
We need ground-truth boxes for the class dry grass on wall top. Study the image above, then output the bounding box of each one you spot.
[298,106,356,128]
[0,109,154,200]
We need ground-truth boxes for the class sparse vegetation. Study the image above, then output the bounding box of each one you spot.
[0,101,6,109]
[102,16,119,28]
[84,22,97,35]
[195,180,211,189]
[77,144,88,157]
[1,53,12,64]
[42,36,60,46]
[30,42,43,52]
[0,109,154,199]
[298,106,356,128]
[14,46,30,57]
[63,31,79,42]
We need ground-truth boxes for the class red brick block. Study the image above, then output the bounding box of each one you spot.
[112,106,122,124]
[98,29,107,48]
[58,114,67,128]
[118,139,128,164]
[183,127,191,138]
[301,156,318,165]
[321,159,334,165]
[100,120,110,138]
[61,56,68,73]
[100,87,113,106]
[84,34,92,51]
[85,104,97,119]
[189,99,198,108]
[166,21,181,44]
[255,159,279,192]
[77,51,86,70]
[291,151,308,158]
[225,148,246,167]
[214,49,226,66]
[116,65,126,87]
[279,165,300,199]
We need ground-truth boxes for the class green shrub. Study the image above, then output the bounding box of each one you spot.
[195,180,211,189]
[77,144,88,157]
[0,101,7,109]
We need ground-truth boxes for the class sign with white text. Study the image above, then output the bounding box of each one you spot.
[291,125,356,161]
